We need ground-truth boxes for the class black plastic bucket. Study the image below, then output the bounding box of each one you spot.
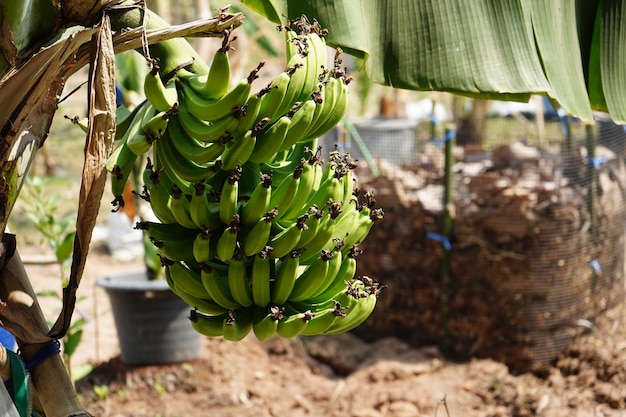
[97,272,201,365]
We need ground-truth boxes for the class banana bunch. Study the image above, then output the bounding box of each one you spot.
[106,16,384,341]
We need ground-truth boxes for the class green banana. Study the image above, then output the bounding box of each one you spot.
[178,62,263,123]
[271,249,301,305]
[188,32,233,99]
[124,101,157,155]
[282,24,301,60]
[299,301,344,336]
[146,151,194,195]
[192,228,214,263]
[329,198,360,242]
[296,205,324,248]
[251,246,273,307]
[107,141,138,207]
[275,58,306,117]
[189,179,222,230]
[324,291,378,335]
[278,99,316,152]
[257,71,291,124]
[167,113,227,164]
[216,215,240,261]
[268,164,302,221]
[167,183,198,230]
[252,305,283,341]
[220,126,259,171]
[200,263,241,310]
[308,244,343,299]
[305,79,333,138]
[70,116,89,134]
[141,103,177,142]
[149,235,196,264]
[299,202,342,264]
[230,92,263,139]
[189,309,227,337]
[153,129,215,183]
[134,220,197,243]
[127,132,153,158]
[166,269,229,316]
[240,173,272,227]
[293,34,319,105]
[309,246,360,303]
[242,208,277,257]
[341,163,356,204]
[222,307,254,342]
[276,307,310,338]
[112,105,137,140]
[307,74,349,139]
[166,260,211,299]
[219,166,241,225]
[143,61,179,112]
[248,115,290,164]
[305,73,339,139]
[280,154,319,221]
[268,214,308,259]
[228,248,254,307]
[176,103,239,143]
[288,249,333,302]
[310,176,344,214]
[342,206,385,250]
[299,30,328,103]
[141,159,178,224]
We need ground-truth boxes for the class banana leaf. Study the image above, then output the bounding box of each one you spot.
[243,0,626,122]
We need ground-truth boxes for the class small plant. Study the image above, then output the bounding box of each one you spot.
[93,384,109,400]
[18,175,92,382]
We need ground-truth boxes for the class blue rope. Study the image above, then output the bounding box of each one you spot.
[23,340,61,372]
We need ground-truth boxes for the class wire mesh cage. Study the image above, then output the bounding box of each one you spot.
[327,104,626,373]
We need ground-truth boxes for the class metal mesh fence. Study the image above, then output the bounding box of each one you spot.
[322,108,626,373]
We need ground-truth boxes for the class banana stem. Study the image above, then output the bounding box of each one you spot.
[107,2,243,76]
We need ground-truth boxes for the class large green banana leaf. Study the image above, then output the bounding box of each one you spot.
[243,0,626,123]
[2,0,625,122]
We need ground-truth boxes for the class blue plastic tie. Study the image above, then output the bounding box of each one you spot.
[426,232,451,250]
[23,339,61,372]
[444,129,456,142]
[432,138,444,148]
[589,259,602,273]
[587,156,607,170]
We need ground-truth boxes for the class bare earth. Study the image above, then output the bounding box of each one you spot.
[18,244,626,417]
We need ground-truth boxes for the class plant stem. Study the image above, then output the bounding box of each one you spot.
[439,126,456,355]
[585,122,597,244]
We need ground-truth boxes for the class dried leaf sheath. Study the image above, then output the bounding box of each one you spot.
[48,15,117,339]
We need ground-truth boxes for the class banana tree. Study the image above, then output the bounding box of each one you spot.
[0,0,623,415]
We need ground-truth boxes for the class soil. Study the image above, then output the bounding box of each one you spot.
[18,246,626,417]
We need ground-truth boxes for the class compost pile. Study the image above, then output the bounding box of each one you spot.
[352,142,626,373]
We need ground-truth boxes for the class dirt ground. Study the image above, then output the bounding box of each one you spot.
[16,241,626,417]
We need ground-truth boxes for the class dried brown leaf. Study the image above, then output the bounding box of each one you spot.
[49,15,116,339]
